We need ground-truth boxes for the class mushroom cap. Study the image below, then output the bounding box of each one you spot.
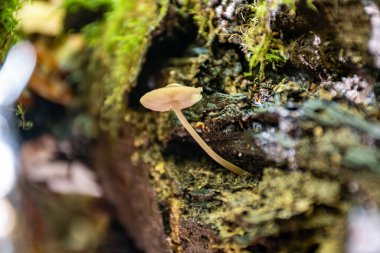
[140,83,203,112]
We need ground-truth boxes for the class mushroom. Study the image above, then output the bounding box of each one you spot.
[140,83,250,175]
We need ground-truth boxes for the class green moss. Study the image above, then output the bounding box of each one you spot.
[237,1,289,80]
[231,0,316,80]
[0,0,20,61]
[86,0,169,133]
[100,0,166,130]
[63,0,110,12]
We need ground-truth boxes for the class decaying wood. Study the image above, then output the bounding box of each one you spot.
[89,0,380,252]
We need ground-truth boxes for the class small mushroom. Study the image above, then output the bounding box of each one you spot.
[140,83,250,175]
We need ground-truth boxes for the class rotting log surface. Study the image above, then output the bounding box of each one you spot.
[89,0,380,252]
[93,127,171,253]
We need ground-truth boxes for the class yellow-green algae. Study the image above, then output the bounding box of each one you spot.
[0,0,20,61]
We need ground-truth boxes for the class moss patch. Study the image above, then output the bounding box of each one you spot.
[86,0,169,133]
[0,0,20,61]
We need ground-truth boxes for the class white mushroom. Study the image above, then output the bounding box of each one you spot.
[140,83,250,175]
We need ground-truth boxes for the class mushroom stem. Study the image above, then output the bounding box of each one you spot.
[172,108,250,175]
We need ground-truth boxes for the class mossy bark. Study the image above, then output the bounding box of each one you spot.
[0,0,19,61]
[88,0,380,252]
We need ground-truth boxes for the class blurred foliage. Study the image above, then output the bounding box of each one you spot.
[63,0,111,12]
[0,0,20,61]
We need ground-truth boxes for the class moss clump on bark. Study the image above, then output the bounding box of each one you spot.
[0,0,20,61]
[85,0,169,133]
[63,0,110,11]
